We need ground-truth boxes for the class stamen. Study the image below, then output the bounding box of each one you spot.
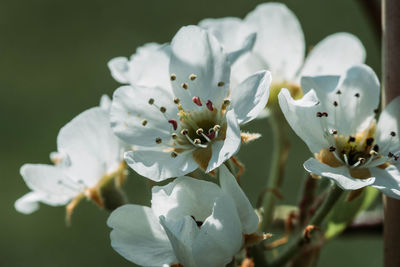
[173,98,180,104]
[194,139,201,144]
[155,138,162,144]
[343,154,349,165]
[168,119,178,130]
[213,125,221,132]
[171,133,178,139]
[218,81,225,87]
[331,129,338,135]
[223,99,231,106]
[196,128,204,135]
[170,74,177,81]
[373,144,380,152]
[181,129,189,135]
[141,120,147,126]
[348,136,356,143]
[148,98,155,105]
[206,100,214,111]
[366,138,374,146]
[329,146,336,152]
[192,96,202,106]
[181,83,188,89]
[160,107,167,113]
[189,74,197,81]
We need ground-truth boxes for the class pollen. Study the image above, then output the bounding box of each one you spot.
[155,138,162,144]
[160,107,167,113]
[333,101,338,107]
[141,120,148,126]
[171,133,178,139]
[148,98,155,105]
[355,93,360,98]
[171,152,178,158]
[189,74,197,81]
[170,74,176,81]
[173,98,180,104]
[181,83,188,89]
[391,131,396,137]
[218,81,225,87]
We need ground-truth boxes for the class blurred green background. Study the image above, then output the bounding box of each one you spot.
[0,0,381,266]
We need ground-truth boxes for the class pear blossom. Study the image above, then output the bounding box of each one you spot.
[107,165,259,267]
[199,2,366,105]
[109,25,271,181]
[278,64,400,198]
[15,96,127,218]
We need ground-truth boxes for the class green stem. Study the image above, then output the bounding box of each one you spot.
[260,110,289,232]
[269,184,343,267]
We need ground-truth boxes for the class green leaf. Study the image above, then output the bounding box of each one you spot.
[324,186,379,240]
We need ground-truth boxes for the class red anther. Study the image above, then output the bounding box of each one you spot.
[206,130,216,140]
[168,119,178,130]
[192,96,202,106]
[206,100,213,111]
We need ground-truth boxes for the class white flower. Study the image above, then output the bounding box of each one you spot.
[278,64,400,198]
[107,165,259,267]
[199,2,365,100]
[109,25,271,181]
[15,97,127,218]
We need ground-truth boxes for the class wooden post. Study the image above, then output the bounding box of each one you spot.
[382,1,400,266]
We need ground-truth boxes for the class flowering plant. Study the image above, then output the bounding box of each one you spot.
[13,2,399,267]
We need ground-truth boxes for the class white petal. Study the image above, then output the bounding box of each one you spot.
[376,97,400,156]
[124,149,198,181]
[169,25,231,109]
[230,70,271,125]
[108,43,172,90]
[334,64,380,135]
[206,110,241,172]
[159,216,199,267]
[99,94,112,111]
[304,158,375,190]
[57,107,123,186]
[198,17,257,64]
[192,195,243,267]
[20,164,78,205]
[278,88,329,153]
[151,177,223,221]
[107,205,175,266]
[110,85,178,147]
[199,17,249,54]
[244,2,305,81]
[370,165,400,199]
[298,32,366,81]
[219,165,258,234]
[14,192,42,214]
[108,57,130,83]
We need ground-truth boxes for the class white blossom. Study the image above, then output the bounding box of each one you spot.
[199,2,365,104]
[15,96,127,217]
[107,165,259,267]
[279,64,400,198]
[109,25,271,181]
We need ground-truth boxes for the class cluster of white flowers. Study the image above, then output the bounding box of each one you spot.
[15,2,400,267]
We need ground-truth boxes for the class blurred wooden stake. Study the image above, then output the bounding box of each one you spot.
[383,0,400,266]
